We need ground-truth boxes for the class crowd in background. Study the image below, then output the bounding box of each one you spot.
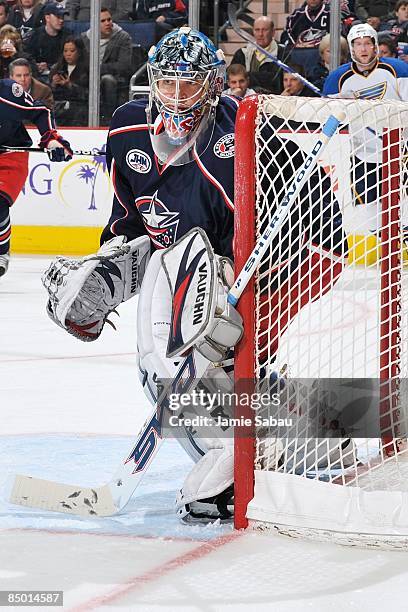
[226,0,408,98]
[0,0,189,124]
[0,0,407,125]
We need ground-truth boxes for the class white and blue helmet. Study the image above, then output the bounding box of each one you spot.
[347,23,379,65]
[147,27,226,165]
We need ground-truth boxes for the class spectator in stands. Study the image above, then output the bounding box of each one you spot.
[7,0,44,39]
[380,0,408,42]
[49,35,88,124]
[338,0,356,13]
[81,6,132,122]
[24,2,69,82]
[280,63,319,96]
[355,0,396,22]
[309,33,349,91]
[281,0,332,48]
[230,16,284,94]
[0,23,37,77]
[366,16,382,30]
[223,63,256,98]
[134,1,187,41]
[66,1,135,22]
[0,1,10,27]
[9,56,54,108]
[378,33,398,55]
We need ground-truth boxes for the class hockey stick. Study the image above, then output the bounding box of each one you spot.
[8,113,343,517]
[9,349,211,516]
[228,112,344,303]
[227,4,322,96]
[0,145,106,156]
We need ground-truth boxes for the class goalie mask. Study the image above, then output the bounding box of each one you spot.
[147,27,226,166]
[347,23,379,67]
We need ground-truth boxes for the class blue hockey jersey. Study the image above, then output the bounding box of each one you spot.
[101,96,238,259]
[0,79,56,149]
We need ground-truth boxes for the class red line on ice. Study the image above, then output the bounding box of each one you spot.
[68,531,242,611]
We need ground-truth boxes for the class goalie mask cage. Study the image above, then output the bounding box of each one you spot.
[233,95,408,548]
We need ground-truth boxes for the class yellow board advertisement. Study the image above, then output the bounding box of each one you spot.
[11,128,111,255]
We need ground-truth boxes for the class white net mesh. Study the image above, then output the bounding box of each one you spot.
[234,95,408,547]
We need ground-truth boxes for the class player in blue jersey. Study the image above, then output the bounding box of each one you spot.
[323,23,408,237]
[42,27,346,524]
[0,78,73,277]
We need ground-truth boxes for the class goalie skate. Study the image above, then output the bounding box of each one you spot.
[177,485,234,525]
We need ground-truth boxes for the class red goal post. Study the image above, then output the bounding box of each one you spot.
[233,94,408,547]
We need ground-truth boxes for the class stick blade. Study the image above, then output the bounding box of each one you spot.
[9,474,118,517]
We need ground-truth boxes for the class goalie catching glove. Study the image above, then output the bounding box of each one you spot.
[42,235,151,341]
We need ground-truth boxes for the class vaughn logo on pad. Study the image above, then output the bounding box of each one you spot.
[162,229,217,358]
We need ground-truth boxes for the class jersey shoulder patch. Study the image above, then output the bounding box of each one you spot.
[1,78,22,99]
[11,82,24,98]
[0,78,33,106]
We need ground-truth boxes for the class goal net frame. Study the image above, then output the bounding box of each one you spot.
[233,94,408,546]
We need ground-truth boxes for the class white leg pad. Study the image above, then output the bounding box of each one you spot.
[176,442,234,510]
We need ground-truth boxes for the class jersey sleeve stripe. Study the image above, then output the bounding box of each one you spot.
[338,69,354,90]
[110,159,129,236]
[193,150,234,212]
[109,124,149,137]
[222,94,240,108]
[0,95,55,130]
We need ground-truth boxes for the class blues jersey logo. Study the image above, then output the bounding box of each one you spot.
[136,191,179,248]
[126,149,152,174]
[353,82,387,100]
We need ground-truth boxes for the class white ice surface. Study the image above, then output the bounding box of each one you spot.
[1,256,408,611]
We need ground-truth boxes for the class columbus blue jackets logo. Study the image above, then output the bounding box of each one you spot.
[126,149,152,174]
[136,191,179,248]
[213,134,234,158]
[12,82,24,97]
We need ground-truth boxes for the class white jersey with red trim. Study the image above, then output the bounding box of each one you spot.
[101,96,238,259]
[0,78,56,148]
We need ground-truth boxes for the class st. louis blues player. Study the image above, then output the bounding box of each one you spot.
[323,23,408,101]
[41,27,347,524]
[0,79,73,277]
[323,23,408,236]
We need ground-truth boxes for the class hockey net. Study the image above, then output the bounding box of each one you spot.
[233,95,408,548]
